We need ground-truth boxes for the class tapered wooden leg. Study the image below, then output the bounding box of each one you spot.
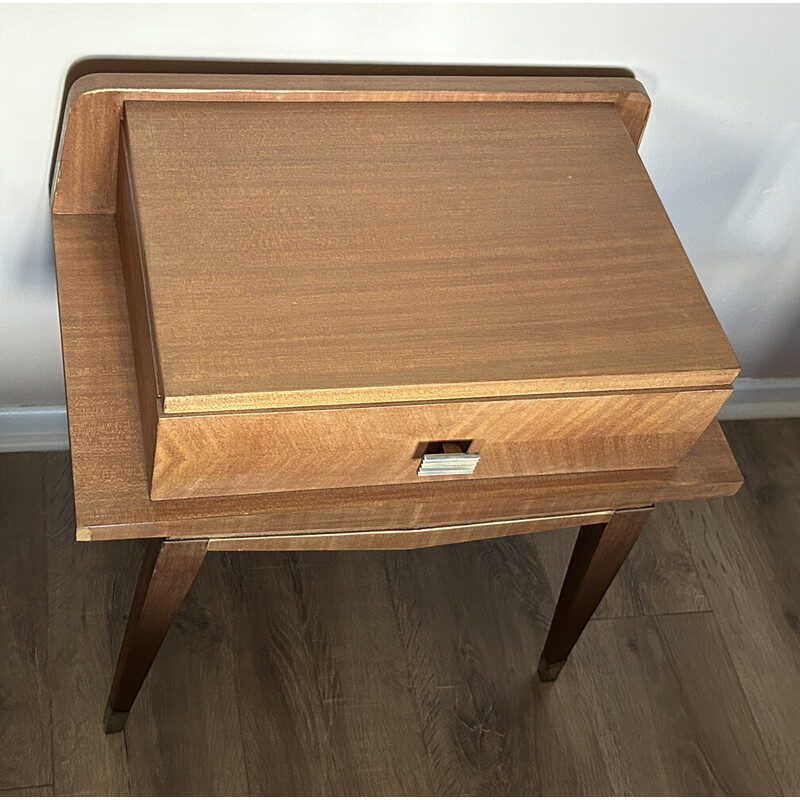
[538,506,652,681]
[104,538,208,733]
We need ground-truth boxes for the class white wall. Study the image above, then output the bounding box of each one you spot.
[2,4,799,418]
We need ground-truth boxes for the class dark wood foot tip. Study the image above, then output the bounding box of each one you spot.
[104,702,129,734]
[537,655,567,682]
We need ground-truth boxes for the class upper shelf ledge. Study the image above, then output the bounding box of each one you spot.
[51,72,650,214]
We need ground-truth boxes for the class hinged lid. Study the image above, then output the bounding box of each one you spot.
[119,95,736,413]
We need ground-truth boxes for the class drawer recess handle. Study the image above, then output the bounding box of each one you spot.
[418,442,480,477]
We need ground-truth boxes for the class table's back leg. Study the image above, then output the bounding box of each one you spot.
[104,538,208,733]
[538,506,652,681]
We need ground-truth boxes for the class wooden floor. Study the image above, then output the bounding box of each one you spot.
[1,419,798,796]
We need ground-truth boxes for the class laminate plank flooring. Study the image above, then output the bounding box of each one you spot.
[44,452,132,795]
[0,419,797,795]
[42,453,248,796]
[384,536,614,795]
[573,613,779,794]
[679,419,800,794]
[0,453,51,791]
[222,552,344,795]
[121,557,249,796]
[292,551,435,795]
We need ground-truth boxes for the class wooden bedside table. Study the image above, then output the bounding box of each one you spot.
[50,70,742,733]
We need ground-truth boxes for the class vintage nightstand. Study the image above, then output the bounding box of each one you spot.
[49,69,742,733]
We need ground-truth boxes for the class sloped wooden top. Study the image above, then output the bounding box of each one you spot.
[122,99,738,413]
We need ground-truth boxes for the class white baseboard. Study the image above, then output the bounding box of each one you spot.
[718,378,800,420]
[0,379,798,453]
[0,405,69,452]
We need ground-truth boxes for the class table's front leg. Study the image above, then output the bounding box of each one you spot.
[104,538,208,733]
[538,506,653,681]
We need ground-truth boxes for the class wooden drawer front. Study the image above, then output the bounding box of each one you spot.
[149,388,729,500]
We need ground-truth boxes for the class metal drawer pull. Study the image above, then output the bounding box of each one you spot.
[418,442,480,476]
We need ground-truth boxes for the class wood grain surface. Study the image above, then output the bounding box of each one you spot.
[122,99,736,412]
[115,127,160,485]
[537,502,712,619]
[540,507,652,673]
[1,419,795,794]
[293,550,435,793]
[120,128,732,502]
[571,613,779,794]
[43,453,134,795]
[147,389,729,500]
[52,73,651,214]
[205,512,611,551]
[678,419,800,792]
[106,539,208,723]
[114,93,734,499]
[118,553,249,794]
[40,453,249,795]
[53,212,742,539]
